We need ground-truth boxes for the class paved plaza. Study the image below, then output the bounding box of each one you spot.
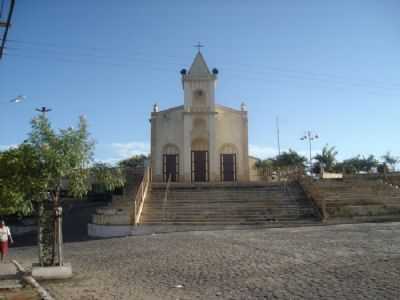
[7,222,400,300]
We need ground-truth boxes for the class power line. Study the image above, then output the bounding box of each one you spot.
[3,41,400,97]
[3,38,400,90]
[0,0,15,60]
[1,38,187,64]
[4,51,400,99]
[3,52,179,73]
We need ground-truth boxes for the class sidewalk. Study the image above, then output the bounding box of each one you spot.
[0,263,22,290]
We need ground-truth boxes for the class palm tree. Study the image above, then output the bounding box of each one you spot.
[314,145,338,172]
[382,152,399,171]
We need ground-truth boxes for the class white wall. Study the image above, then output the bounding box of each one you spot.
[151,106,185,182]
[215,106,249,181]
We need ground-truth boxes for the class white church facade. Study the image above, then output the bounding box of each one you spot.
[150,51,249,183]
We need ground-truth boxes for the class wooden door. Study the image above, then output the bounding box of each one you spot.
[191,151,208,182]
[163,154,179,182]
[220,154,236,182]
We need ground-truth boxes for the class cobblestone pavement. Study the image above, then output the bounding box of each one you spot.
[8,222,400,300]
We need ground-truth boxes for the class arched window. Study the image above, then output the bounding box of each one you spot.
[219,144,238,154]
[163,144,179,155]
[191,138,208,151]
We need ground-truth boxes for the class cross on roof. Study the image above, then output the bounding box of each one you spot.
[194,42,204,52]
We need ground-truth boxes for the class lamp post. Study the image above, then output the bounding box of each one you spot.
[300,130,319,174]
[36,106,52,116]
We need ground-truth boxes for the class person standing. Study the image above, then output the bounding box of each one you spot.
[0,220,13,262]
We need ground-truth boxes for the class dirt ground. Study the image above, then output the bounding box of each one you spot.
[0,287,40,300]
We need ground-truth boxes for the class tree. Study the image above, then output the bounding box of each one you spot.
[0,114,125,266]
[253,150,306,179]
[336,155,379,174]
[0,144,45,216]
[382,152,398,171]
[273,149,307,169]
[254,158,274,176]
[118,154,148,169]
[314,145,338,172]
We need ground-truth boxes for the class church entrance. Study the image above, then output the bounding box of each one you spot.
[163,154,179,182]
[220,154,236,182]
[191,151,209,182]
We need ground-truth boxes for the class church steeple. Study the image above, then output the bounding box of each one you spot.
[181,49,218,87]
[188,51,211,77]
[181,50,218,111]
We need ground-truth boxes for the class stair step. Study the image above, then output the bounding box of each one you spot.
[138,183,318,226]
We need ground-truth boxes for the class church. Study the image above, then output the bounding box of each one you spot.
[150,51,250,183]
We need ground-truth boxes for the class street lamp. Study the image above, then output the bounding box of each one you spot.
[300,130,319,173]
[35,106,52,116]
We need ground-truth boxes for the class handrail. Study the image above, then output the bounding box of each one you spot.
[162,174,172,223]
[260,165,304,182]
[298,175,327,221]
[132,167,151,226]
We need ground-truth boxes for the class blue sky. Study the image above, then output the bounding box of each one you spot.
[1,0,399,163]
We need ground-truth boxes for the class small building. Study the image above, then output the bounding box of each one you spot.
[150,51,249,183]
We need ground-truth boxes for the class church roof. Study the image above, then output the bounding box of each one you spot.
[153,105,184,114]
[188,51,211,77]
[216,104,243,114]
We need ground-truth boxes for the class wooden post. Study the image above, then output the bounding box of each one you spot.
[37,202,44,266]
[56,207,63,266]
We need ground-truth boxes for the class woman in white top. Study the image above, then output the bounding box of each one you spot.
[0,220,13,262]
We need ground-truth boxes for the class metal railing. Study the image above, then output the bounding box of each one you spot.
[132,167,151,226]
[298,175,327,221]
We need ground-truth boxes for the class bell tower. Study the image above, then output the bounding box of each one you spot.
[180,49,219,182]
[181,51,218,112]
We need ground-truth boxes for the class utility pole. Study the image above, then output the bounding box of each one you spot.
[300,130,319,173]
[0,0,16,60]
[276,116,281,156]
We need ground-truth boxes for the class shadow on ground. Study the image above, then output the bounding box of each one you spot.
[12,200,107,248]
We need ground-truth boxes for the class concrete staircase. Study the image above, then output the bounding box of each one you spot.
[313,176,400,219]
[91,169,144,225]
[140,182,318,225]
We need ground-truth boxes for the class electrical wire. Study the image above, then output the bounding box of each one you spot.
[3,38,399,87]
[4,39,400,93]
[2,38,400,96]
